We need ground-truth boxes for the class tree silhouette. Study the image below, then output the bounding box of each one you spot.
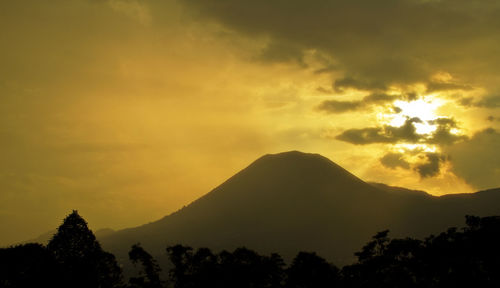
[285,252,339,288]
[47,210,123,288]
[166,245,285,288]
[189,247,218,287]
[0,243,61,288]
[166,245,193,288]
[128,243,163,288]
[5,212,500,288]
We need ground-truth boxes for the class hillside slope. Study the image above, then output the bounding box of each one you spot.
[100,151,500,265]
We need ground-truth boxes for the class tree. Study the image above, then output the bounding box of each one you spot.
[286,252,339,288]
[189,248,218,287]
[128,244,163,288]
[166,245,194,288]
[47,210,123,288]
[0,243,61,288]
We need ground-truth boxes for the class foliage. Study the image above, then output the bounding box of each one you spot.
[128,243,163,288]
[285,251,339,288]
[47,210,123,288]
[3,213,500,288]
[0,243,60,288]
[166,245,286,288]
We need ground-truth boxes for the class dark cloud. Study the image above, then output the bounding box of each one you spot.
[317,100,363,113]
[445,128,500,189]
[381,151,449,178]
[316,87,333,94]
[487,116,500,122]
[426,81,473,92]
[182,0,500,90]
[475,96,500,108]
[334,76,387,92]
[335,127,388,144]
[457,97,475,107]
[415,153,447,178]
[380,152,410,170]
[335,117,422,144]
[336,116,467,145]
[404,93,419,102]
[386,117,423,142]
[455,95,500,108]
[314,64,338,74]
[428,118,458,127]
[427,117,468,145]
[257,39,306,66]
[317,93,396,114]
[392,106,403,113]
[364,93,395,103]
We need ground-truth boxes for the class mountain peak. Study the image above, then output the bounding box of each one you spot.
[261,150,323,158]
[100,151,500,266]
[258,150,330,163]
[245,150,365,190]
[175,150,381,223]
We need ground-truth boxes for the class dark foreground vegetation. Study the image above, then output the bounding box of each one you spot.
[2,211,500,288]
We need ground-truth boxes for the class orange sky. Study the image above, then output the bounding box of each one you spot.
[1,0,499,246]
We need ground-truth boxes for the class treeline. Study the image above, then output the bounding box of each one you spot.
[2,211,500,288]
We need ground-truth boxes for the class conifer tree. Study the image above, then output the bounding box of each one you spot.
[47,210,123,288]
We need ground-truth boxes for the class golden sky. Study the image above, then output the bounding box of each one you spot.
[1,0,499,245]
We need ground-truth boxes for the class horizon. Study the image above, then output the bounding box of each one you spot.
[4,150,500,248]
[1,0,499,246]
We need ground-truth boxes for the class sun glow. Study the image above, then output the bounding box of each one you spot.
[394,143,438,153]
[414,122,437,135]
[394,98,442,121]
[375,96,450,152]
[383,98,444,133]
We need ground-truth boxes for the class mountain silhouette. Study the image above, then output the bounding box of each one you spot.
[95,151,500,264]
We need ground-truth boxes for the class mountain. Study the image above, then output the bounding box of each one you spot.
[99,151,500,265]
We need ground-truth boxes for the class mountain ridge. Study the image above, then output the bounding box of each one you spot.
[18,151,500,266]
[96,151,500,265]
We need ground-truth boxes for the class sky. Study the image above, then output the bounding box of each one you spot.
[1,0,499,246]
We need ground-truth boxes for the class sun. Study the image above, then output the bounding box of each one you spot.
[393,99,442,121]
[374,95,456,153]
[383,98,444,135]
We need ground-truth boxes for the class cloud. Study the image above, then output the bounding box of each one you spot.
[445,128,500,189]
[392,106,403,113]
[426,81,473,92]
[335,116,467,145]
[380,152,410,169]
[386,117,423,142]
[334,77,387,92]
[181,0,500,92]
[317,100,363,113]
[257,39,307,65]
[428,118,458,127]
[487,116,500,122]
[427,117,468,145]
[335,117,422,144]
[314,64,338,74]
[317,93,396,113]
[415,153,447,178]
[475,96,500,108]
[335,127,390,144]
[454,95,500,109]
[380,151,448,179]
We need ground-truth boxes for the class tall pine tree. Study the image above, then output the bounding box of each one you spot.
[47,210,123,288]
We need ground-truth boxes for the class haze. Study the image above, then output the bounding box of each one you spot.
[1,0,499,246]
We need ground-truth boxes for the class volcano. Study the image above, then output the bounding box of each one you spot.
[100,151,500,264]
